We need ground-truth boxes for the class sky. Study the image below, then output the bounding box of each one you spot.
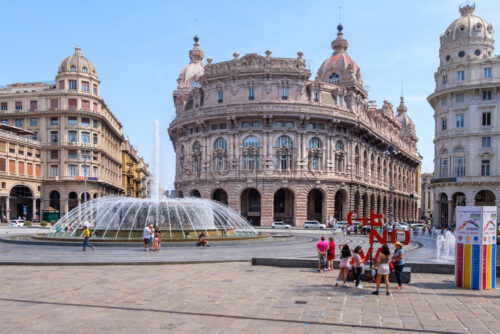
[1,0,499,189]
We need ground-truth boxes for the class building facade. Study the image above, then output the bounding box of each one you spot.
[122,139,151,197]
[0,47,124,217]
[0,124,42,221]
[428,3,500,227]
[169,29,421,227]
[420,173,434,221]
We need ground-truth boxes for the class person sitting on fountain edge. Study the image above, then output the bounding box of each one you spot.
[197,232,210,247]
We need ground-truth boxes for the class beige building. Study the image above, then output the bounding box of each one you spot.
[420,173,433,221]
[428,3,500,227]
[0,124,42,221]
[169,30,421,227]
[121,139,151,198]
[0,47,124,216]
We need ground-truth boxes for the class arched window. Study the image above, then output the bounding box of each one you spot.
[192,141,201,152]
[70,65,76,71]
[328,72,340,84]
[454,147,464,154]
[335,141,344,151]
[214,137,227,149]
[276,136,293,148]
[243,136,259,148]
[309,137,322,148]
[82,67,88,73]
[276,136,293,170]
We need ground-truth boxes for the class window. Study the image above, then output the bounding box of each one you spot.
[82,165,90,177]
[242,137,259,170]
[50,150,58,159]
[454,157,465,177]
[68,131,78,143]
[214,137,227,149]
[81,150,90,160]
[442,75,448,84]
[276,136,293,170]
[441,158,448,177]
[68,117,77,125]
[81,118,90,126]
[314,91,319,102]
[82,67,88,73]
[30,118,38,127]
[69,80,77,90]
[15,101,22,110]
[482,137,491,148]
[243,136,259,148]
[15,119,22,127]
[29,101,37,110]
[241,121,250,128]
[458,51,465,58]
[0,119,7,124]
[68,164,78,177]
[328,72,340,84]
[93,84,98,94]
[211,124,218,130]
[456,115,464,128]
[481,160,490,176]
[309,137,322,148]
[457,71,464,81]
[50,117,58,126]
[70,66,76,71]
[317,123,324,130]
[275,121,283,127]
[92,166,98,177]
[93,102,98,112]
[483,91,492,101]
[219,123,227,129]
[50,165,58,177]
[281,87,288,100]
[286,121,294,128]
[441,97,447,106]
[482,112,491,126]
[93,133,98,144]
[50,131,58,143]
[484,67,492,78]
[441,117,447,131]
[93,120,98,128]
[0,102,6,111]
[335,141,344,151]
[68,150,77,159]
[30,133,37,141]
[81,131,90,143]
[455,93,464,103]
[58,80,65,90]
[50,99,58,109]
[81,100,90,110]
[218,91,223,103]
[276,136,293,148]
[68,99,77,109]
[248,88,254,100]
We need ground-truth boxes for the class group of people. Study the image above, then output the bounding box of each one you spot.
[316,236,405,295]
[143,224,161,251]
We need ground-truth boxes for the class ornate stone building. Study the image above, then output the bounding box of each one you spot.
[169,28,421,227]
[0,124,42,221]
[428,3,500,227]
[122,139,150,198]
[420,173,433,221]
[0,47,124,217]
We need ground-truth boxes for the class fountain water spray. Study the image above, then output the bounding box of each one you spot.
[152,120,160,201]
[436,230,456,262]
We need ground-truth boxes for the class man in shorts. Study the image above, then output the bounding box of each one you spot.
[316,236,328,272]
[143,225,152,251]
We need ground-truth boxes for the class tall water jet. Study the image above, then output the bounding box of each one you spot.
[436,230,456,262]
[152,120,161,201]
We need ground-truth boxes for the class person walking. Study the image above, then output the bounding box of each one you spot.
[372,244,391,295]
[82,225,95,251]
[327,236,336,271]
[336,244,351,286]
[352,246,364,289]
[392,242,405,290]
[143,225,152,251]
[316,236,328,272]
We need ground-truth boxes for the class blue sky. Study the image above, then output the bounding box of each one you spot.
[1,0,499,188]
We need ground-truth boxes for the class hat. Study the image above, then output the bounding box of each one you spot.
[394,241,402,248]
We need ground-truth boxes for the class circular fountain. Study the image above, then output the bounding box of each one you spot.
[45,196,258,241]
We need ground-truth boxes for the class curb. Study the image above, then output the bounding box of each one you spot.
[0,260,249,266]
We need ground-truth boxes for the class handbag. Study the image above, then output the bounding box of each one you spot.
[389,261,395,271]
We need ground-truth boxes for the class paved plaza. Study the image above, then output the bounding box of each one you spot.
[0,262,499,333]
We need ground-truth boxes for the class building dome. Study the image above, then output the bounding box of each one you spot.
[177,36,205,90]
[395,97,415,134]
[58,46,98,77]
[439,3,494,63]
[316,24,362,85]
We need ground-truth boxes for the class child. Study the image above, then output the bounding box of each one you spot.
[352,246,364,289]
[153,226,161,252]
[149,224,154,251]
[336,244,351,286]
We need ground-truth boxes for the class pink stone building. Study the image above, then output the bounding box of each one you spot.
[169,27,421,227]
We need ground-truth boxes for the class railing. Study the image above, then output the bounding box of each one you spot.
[0,129,41,145]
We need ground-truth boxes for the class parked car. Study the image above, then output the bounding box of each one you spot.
[271,221,292,229]
[304,220,326,229]
[393,222,409,231]
[9,220,25,227]
[335,221,348,229]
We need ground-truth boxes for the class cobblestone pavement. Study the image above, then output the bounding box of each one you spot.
[0,263,499,333]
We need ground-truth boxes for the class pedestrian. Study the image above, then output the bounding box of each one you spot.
[372,244,391,295]
[149,224,154,250]
[316,236,328,272]
[336,244,351,286]
[352,246,364,289]
[392,242,405,290]
[327,236,336,271]
[198,232,210,247]
[82,225,95,251]
[143,225,152,251]
[153,226,161,251]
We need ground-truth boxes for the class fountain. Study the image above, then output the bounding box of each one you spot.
[45,121,258,241]
[436,231,456,262]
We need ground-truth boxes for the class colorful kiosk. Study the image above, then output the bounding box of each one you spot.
[455,206,497,290]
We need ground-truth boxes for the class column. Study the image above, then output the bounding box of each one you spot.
[6,196,10,222]
[447,200,453,227]
[32,198,36,222]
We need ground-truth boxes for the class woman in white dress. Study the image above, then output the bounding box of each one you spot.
[372,244,391,295]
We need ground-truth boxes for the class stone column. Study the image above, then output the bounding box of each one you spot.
[325,187,335,224]
[6,196,10,222]
[32,197,36,222]
[447,200,453,227]
[295,187,307,227]
[260,185,273,227]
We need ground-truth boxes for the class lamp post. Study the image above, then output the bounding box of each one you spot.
[81,155,88,203]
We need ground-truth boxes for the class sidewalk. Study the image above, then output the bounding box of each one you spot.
[0,262,498,333]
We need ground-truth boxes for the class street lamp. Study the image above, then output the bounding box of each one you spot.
[384,144,400,226]
[80,155,88,203]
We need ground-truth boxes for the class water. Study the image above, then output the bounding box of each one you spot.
[47,120,258,240]
[436,231,456,263]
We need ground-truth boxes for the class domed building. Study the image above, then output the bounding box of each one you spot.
[169,28,421,227]
[428,2,500,227]
[0,47,124,219]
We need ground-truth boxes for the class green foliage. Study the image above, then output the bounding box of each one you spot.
[40,221,48,227]
[24,221,32,226]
